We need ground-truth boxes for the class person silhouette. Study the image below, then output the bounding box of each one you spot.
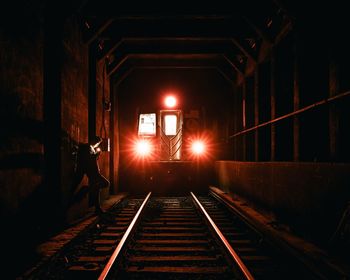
[69,136,109,214]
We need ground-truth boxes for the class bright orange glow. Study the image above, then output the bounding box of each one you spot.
[164,96,177,108]
[135,140,152,156]
[187,133,214,160]
[191,141,205,155]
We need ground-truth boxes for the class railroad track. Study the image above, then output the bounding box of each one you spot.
[107,195,237,279]
[24,197,144,279]
[196,194,319,279]
[24,192,327,279]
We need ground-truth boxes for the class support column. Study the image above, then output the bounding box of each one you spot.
[242,80,246,161]
[270,49,276,161]
[329,59,339,161]
[254,68,259,161]
[293,36,300,161]
[234,85,239,160]
[111,78,120,193]
[88,42,97,141]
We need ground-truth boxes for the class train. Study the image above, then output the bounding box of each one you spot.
[133,95,209,161]
[123,94,215,195]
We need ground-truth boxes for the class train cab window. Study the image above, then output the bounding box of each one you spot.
[164,115,177,136]
[138,113,156,136]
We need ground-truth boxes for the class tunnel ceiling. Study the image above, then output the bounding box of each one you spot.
[76,0,294,83]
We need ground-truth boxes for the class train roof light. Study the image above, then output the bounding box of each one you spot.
[164,96,177,108]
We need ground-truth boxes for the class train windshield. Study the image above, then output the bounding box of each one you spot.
[164,115,177,136]
[138,113,156,136]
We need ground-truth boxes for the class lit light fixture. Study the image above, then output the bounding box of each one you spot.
[135,139,152,156]
[164,96,177,108]
[191,140,205,155]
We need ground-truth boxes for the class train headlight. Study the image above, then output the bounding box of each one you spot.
[135,139,152,156]
[191,140,205,155]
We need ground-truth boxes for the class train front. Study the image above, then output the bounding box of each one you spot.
[129,94,215,195]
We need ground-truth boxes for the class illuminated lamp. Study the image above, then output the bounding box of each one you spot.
[135,139,152,156]
[164,96,177,108]
[191,141,205,155]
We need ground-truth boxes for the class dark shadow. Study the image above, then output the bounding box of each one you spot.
[0,180,62,279]
[0,152,44,171]
[0,91,44,145]
[0,91,60,278]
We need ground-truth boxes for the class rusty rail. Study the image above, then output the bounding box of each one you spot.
[191,192,255,280]
[98,192,152,280]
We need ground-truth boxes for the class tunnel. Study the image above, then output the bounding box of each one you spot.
[1,1,349,278]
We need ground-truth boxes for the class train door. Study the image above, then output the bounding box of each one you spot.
[159,110,183,160]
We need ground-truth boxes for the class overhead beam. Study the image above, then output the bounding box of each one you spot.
[107,53,241,79]
[97,37,123,60]
[274,20,293,45]
[104,40,243,77]
[223,54,245,76]
[95,17,254,40]
[107,54,236,82]
[107,53,223,76]
[243,16,273,45]
[231,38,257,63]
[112,65,235,87]
[97,37,232,61]
[85,18,115,45]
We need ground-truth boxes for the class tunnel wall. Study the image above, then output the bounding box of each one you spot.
[61,16,89,219]
[60,17,111,217]
[61,18,111,216]
[0,15,94,227]
[215,161,350,244]
[0,17,44,221]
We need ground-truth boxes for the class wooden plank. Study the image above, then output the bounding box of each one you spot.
[114,217,132,221]
[128,256,218,262]
[136,239,208,244]
[100,232,122,237]
[95,247,113,253]
[113,221,129,225]
[152,218,199,221]
[159,214,197,217]
[140,233,206,237]
[134,246,209,252]
[142,222,201,226]
[68,265,100,272]
[77,256,106,263]
[106,226,126,231]
[142,227,204,231]
[93,239,118,245]
[126,266,228,274]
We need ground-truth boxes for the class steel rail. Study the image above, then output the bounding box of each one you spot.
[190,192,255,280]
[208,189,345,279]
[98,192,152,280]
